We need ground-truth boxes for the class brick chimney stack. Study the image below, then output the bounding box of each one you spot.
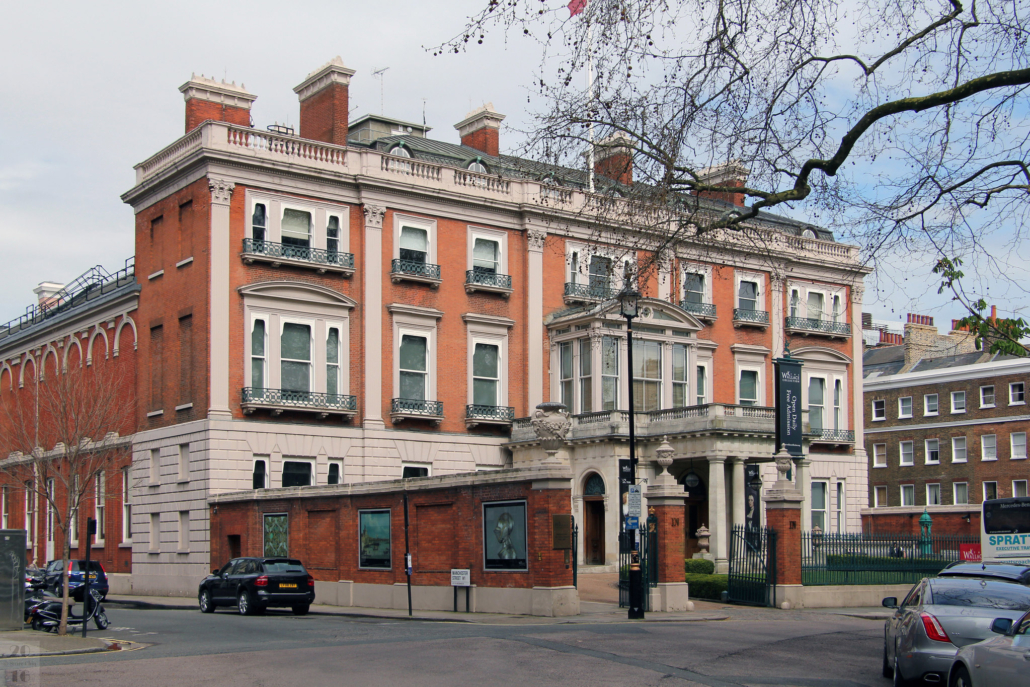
[455,103,505,157]
[294,57,357,146]
[594,133,633,185]
[179,75,256,134]
[33,282,63,309]
[692,161,749,207]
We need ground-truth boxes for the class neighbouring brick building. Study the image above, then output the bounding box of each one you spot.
[3,56,871,594]
[862,314,1030,535]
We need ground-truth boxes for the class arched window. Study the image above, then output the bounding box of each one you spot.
[801,228,817,239]
[584,473,606,495]
[390,144,412,158]
[468,159,488,174]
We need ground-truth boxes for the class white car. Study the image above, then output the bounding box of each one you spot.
[948,609,1030,686]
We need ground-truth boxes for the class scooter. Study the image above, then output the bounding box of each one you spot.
[24,577,57,622]
[29,587,109,632]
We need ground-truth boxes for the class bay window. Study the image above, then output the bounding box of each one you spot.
[808,377,825,432]
[696,365,707,405]
[579,339,592,414]
[244,194,353,274]
[632,340,662,412]
[559,342,574,410]
[327,215,340,259]
[600,336,619,410]
[833,380,842,429]
[251,320,266,390]
[672,344,689,407]
[811,481,827,531]
[281,208,312,249]
[807,292,824,321]
[281,323,312,393]
[327,327,341,397]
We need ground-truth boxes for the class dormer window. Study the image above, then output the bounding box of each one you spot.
[468,159,488,174]
[390,144,412,158]
[801,228,817,239]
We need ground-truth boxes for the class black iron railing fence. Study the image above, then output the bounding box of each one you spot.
[391,398,444,417]
[728,525,777,606]
[564,281,616,301]
[733,308,770,325]
[465,404,515,422]
[680,301,717,318]
[801,531,979,586]
[785,317,851,336]
[243,238,354,269]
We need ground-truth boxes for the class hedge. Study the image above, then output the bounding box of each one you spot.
[685,573,727,600]
[684,558,716,575]
[825,554,950,573]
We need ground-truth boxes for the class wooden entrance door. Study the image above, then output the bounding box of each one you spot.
[585,499,605,565]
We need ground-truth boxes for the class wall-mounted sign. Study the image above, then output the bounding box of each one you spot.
[627,485,642,519]
[451,569,471,587]
[774,357,804,457]
[552,514,573,550]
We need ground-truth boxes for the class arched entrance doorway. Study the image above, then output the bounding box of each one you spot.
[583,473,606,565]
[678,466,709,559]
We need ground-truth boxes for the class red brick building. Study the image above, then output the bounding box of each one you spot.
[5,57,870,594]
[862,315,1030,535]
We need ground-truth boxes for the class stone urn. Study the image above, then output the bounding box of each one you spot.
[696,524,711,555]
[654,435,674,476]
[531,402,571,464]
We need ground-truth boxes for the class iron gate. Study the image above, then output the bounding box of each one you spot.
[618,512,658,610]
[727,525,776,607]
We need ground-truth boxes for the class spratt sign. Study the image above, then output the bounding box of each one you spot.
[981,497,1030,564]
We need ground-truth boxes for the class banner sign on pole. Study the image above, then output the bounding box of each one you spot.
[627,485,642,519]
[774,356,804,457]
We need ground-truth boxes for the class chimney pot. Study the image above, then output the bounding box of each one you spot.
[691,160,749,207]
[294,57,356,146]
[455,103,505,157]
[179,74,256,133]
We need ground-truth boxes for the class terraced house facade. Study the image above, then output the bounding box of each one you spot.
[5,57,871,592]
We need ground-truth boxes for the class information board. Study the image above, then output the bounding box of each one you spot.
[450,569,471,587]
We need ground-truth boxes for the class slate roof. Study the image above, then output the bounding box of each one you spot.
[364,134,837,242]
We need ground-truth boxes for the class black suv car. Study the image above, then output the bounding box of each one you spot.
[199,557,315,615]
[44,559,109,601]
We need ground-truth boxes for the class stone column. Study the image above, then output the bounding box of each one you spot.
[527,227,546,409]
[363,205,386,429]
[771,275,785,357]
[645,438,693,611]
[207,177,234,419]
[764,447,805,609]
[731,457,746,527]
[850,285,867,530]
[797,458,812,532]
[708,456,728,572]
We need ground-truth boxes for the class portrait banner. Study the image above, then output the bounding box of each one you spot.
[483,501,528,570]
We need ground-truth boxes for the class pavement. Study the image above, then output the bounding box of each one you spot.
[0,629,121,657]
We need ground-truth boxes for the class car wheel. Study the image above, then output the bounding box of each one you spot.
[238,590,256,616]
[882,643,893,678]
[199,590,215,614]
[949,665,972,687]
[292,604,310,616]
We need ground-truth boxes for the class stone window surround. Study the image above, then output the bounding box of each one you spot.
[253,456,269,489]
[734,269,767,311]
[732,343,769,406]
[241,282,354,396]
[465,314,513,408]
[564,240,636,285]
[786,280,846,320]
[278,456,316,489]
[246,191,350,253]
[679,261,713,303]
[466,225,509,276]
[795,347,850,431]
[393,213,437,264]
[389,304,443,405]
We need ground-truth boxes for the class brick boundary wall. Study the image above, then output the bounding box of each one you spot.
[209,466,579,616]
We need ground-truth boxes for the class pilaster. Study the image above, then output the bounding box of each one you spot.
[527,226,546,409]
[771,275,785,357]
[363,204,386,429]
[207,177,234,419]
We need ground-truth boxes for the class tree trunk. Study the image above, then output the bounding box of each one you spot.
[58,502,73,636]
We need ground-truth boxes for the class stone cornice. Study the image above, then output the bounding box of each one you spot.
[386,303,444,320]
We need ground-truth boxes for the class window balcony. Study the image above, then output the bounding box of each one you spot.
[241,387,357,419]
[564,281,616,304]
[391,259,442,287]
[391,398,444,424]
[809,428,856,445]
[465,404,515,428]
[241,239,354,276]
[732,308,770,328]
[465,270,513,297]
[785,316,851,339]
[680,300,717,322]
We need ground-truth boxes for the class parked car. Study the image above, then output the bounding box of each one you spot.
[198,557,315,616]
[938,562,1030,586]
[948,609,1030,687]
[883,577,1030,685]
[43,559,109,602]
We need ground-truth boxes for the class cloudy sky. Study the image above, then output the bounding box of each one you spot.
[0,0,1010,331]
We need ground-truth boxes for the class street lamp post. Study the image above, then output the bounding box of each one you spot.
[616,269,643,619]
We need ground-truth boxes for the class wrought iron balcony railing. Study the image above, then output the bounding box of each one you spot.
[733,308,770,325]
[810,428,855,443]
[465,270,512,290]
[785,317,852,336]
[391,398,444,418]
[465,404,515,424]
[564,281,616,301]
[242,238,354,270]
[680,301,717,318]
[391,259,441,281]
[241,387,357,414]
